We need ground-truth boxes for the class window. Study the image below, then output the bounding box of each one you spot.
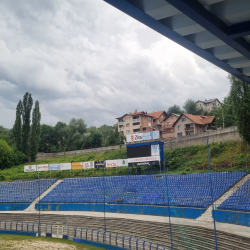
[182,117,186,122]
[177,132,182,137]
[178,125,181,130]
[126,130,130,133]
[167,122,170,125]
[171,116,174,119]
[148,123,151,127]
[148,117,151,120]
[133,122,140,126]
[143,127,146,131]
[126,123,130,127]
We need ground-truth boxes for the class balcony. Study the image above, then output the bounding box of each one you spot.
[119,127,124,131]
[118,121,124,125]
[185,126,194,131]
[133,118,140,122]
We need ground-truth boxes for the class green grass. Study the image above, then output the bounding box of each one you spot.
[0,234,105,249]
[0,141,250,182]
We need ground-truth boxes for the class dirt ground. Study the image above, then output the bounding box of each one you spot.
[0,240,82,250]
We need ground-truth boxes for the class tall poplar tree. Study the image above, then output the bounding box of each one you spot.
[30,101,41,161]
[13,100,23,151]
[22,92,33,156]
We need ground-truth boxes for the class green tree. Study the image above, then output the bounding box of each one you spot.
[0,126,10,144]
[167,105,183,115]
[0,139,14,169]
[229,75,250,144]
[30,101,41,161]
[183,99,204,115]
[13,100,23,151]
[22,92,33,156]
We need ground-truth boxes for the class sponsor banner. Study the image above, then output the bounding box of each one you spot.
[37,164,49,172]
[49,164,61,171]
[151,144,160,156]
[117,159,128,167]
[128,156,160,163]
[126,133,143,143]
[95,161,106,168]
[24,165,36,172]
[72,162,83,170]
[106,160,118,168]
[61,163,71,170]
[126,131,160,142]
[83,161,95,169]
[128,160,160,166]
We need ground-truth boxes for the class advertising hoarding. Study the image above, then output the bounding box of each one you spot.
[151,144,160,156]
[128,161,160,166]
[72,162,83,170]
[117,159,128,167]
[37,164,49,172]
[49,164,61,171]
[95,161,105,168]
[128,156,160,163]
[61,163,71,170]
[83,161,95,169]
[24,165,36,172]
[127,145,151,159]
[126,131,160,142]
[106,160,118,167]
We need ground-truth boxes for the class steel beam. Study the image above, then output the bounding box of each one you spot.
[164,0,250,60]
[227,21,250,39]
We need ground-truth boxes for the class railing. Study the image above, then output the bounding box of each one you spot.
[119,127,124,131]
[185,127,194,131]
[119,121,124,125]
[0,221,168,250]
[133,118,140,122]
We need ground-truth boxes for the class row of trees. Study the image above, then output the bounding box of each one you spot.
[39,120,124,153]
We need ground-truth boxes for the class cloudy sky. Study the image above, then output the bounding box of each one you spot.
[0,0,230,129]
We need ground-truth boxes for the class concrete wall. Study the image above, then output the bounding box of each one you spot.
[0,203,30,211]
[164,126,241,150]
[37,126,241,160]
[35,203,206,219]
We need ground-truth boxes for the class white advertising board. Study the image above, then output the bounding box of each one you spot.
[83,161,95,169]
[49,164,61,171]
[126,133,143,143]
[151,144,160,156]
[37,164,49,172]
[117,159,128,167]
[24,165,36,172]
[128,156,160,163]
[106,160,118,167]
[61,163,71,170]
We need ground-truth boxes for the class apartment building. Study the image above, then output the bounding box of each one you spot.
[147,110,168,131]
[197,98,221,112]
[173,113,215,137]
[116,110,154,137]
[161,113,180,138]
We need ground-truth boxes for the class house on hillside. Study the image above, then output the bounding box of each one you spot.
[161,113,180,138]
[196,98,221,112]
[173,113,216,137]
[147,110,168,131]
[116,110,154,137]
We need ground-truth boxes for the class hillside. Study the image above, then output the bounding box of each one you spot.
[0,141,250,181]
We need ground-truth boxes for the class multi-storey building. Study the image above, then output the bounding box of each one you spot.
[116,110,155,137]
[147,110,168,131]
[196,98,221,112]
[161,113,180,138]
[173,113,215,137]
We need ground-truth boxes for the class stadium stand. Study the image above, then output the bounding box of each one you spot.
[40,172,246,208]
[218,178,250,211]
[0,179,57,203]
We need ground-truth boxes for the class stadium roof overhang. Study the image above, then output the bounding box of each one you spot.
[103,0,250,84]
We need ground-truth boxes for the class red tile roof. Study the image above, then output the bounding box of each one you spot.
[183,113,215,125]
[147,110,166,119]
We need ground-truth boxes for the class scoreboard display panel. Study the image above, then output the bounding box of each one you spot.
[127,145,151,159]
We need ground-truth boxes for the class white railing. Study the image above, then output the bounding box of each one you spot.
[133,118,140,122]
[0,221,167,250]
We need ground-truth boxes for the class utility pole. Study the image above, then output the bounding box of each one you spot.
[222,109,225,129]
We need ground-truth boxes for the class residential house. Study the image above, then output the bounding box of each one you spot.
[147,110,168,131]
[161,113,180,138]
[173,113,216,137]
[196,98,221,112]
[116,110,154,137]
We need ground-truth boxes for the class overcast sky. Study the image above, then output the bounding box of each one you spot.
[0,0,230,129]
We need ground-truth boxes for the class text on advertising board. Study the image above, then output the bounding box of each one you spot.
[128,161,160,166]
[83,161,95,169]
[61,163,71,170]
[117,159,128,167]
[126,131,160,142]
[37,164,49,171]
[128,156,160,163]
[71,162,83,170]
[106,160,118,167]
[49,164,61,171]
[24,165,36,172]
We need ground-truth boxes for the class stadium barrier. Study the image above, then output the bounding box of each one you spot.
[0,221,168,250]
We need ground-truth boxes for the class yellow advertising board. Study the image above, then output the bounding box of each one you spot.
[72,162,83,170]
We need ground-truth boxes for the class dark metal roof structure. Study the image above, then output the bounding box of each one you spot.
[103,0,250,84]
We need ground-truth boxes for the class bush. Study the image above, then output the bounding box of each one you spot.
[210,142,225,157]
[0,139,14,169]
[13,150,28,165]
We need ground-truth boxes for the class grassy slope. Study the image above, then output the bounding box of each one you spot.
[1,141,250,181]
[0,234,104,250]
